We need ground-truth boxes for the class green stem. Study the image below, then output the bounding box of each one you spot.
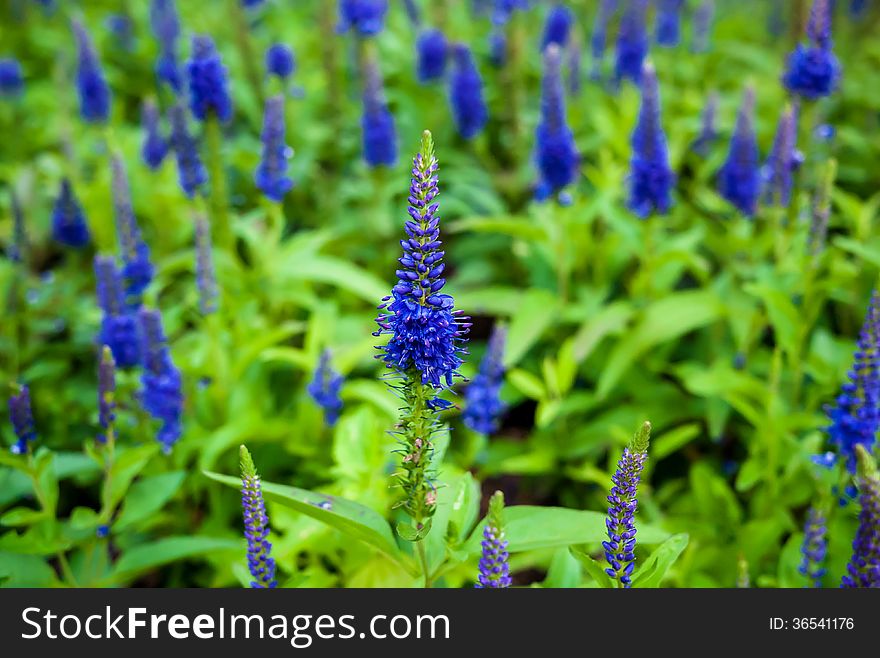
[416,539,432,588]
[231,0,265,110]
[204,114,232,251]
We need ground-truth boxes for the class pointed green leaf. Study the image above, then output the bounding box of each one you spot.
[569,545,616,588]
[631,533,689,588]
[204,471,413,574]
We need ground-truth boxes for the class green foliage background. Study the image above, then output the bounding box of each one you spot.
[1,0,879,587]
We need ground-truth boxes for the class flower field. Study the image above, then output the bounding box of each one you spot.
[1,0,879,589]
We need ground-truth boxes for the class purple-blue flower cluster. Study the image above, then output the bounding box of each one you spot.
[139,309,183,453]
[307,350,344,427]
[338,0,388,37]
[476,491,511,588]
[627,62,674,218]
[8,385,37,455]
[655,0,683,47]
[534,45,578,203]
[168,102,208,198]
[762,104,800,208]
[718,87,760,217]
[691,0,714,53]
[187,35,232,123]
[782,0,840,100]
[374,132,469,389]
[255,95,294,202]
[448,44,488,140]
[463,326,507,435]
[150,0,182,90]
[0,58,24,97]
[112,155,153,309]
[416,29,448,83]
[691,91,718,157]
[822,292,880,476]
[615,0,649,85]
[265,43,295,80]
[240,446,278,589]
[798,506,827,587]
[604,421,651,588]
[51,179,91,248]
[841,447,880,588]
[97,346,117,445]
[72,19,111,123]
[141,99,169,170]
[590,0,617,80]
[95,256,141,369]
[361,58,397,168]
[541,4,573,50]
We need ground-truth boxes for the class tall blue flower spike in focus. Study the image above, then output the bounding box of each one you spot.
[691,0,714,53]
[615,0,648,85]
[307,350,344,427]
[655,0,683,47]
[94,256,141,369]
[187,35,233,123]
[691,91,718,157]
[150,0,182,90]
[416,29,448,83]
[139,308,183,453]
[604,421,651,588]
[463,326,507,435]
[255,95,294,202]
[111,155,153,310]
[590,0,617,80]
[194,215,218,315]
[51,179,91,248]
[0,58,24,97]
[534,44,578,204]
[822,291,880,477]
[8,384,37,455]
[541,4,573,50]
[168,102,208,198]
[72,19,111,123]
[783,0,841,100]
[361,57,397,167]
[141,99,169,170]
[97,346,117,445]
[448,44,488,140]
[240,445,278,589]
[798,505,828,587]
[265,43,295,80]
[762,104,800,208]
[841,445,880,588]
[627,61,674,218]
[338,0,389,36]
[476,491,511,588]
[718,86,760,217]
[374,131,470,556]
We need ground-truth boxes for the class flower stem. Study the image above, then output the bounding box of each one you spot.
[416,539,432,588]
[204,113,231,251]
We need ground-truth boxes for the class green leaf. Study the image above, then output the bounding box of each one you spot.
[507,368,546,400]
[103,444,160,514]
[0,507,48,527]
[569,545,616,588]
[449,216,549,242]
[275,255,388,304]
[597,291,723,398]
[463,506,669,555]
[396,519,431,542]
[446,472,480,544]
[112,536,242,580]
[631,533,689,588]
[652,423,701,460]
[504,289,559,367]
[203,471,413,575]
[0,551,58,587]
[543,547,582,588]
[114,471,186,532]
